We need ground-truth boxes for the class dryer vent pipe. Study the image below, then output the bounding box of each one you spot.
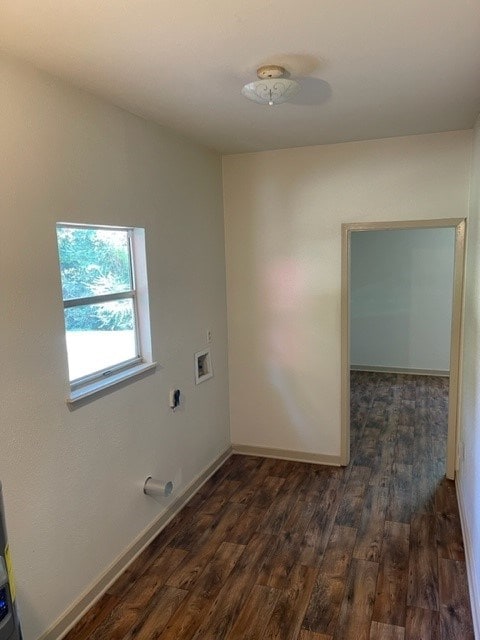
[143,477,174,498]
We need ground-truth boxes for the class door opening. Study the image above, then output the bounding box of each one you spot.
[341,219,466,479]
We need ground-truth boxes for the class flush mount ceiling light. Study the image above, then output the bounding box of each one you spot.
[242,65,300,106]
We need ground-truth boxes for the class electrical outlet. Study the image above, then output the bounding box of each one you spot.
[206,330,212,343]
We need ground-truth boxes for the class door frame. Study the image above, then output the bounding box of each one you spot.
[341,218,466,479]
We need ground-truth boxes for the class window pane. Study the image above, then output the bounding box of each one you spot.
[57,226,133,300]
[64,299,137,380]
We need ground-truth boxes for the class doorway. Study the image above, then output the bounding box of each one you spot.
[341,218,466,479]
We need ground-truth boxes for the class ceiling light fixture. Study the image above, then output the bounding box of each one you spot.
[242,65,300,106]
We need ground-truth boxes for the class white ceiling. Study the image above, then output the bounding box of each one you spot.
[1,0,480,154]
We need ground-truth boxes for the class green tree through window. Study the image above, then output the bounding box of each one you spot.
[56,224,140,382]
[57,227,134,331]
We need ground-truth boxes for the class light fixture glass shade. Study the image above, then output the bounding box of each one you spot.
[242,78,300,105]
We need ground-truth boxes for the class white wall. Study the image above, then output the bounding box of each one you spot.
[223,131,471,457]
[350,227,455,372]
[458,114,480,637]
[0,54,229,640]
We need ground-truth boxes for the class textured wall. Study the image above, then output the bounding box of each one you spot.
[0,54,229,640]
[223,131,471,456]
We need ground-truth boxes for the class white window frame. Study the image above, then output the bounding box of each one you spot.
[56,223,156,404]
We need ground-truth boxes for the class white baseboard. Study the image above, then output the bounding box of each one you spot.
[456,475,480,640]
[231,444,342,466]
[350,364,449,377]
[38,446,232,640]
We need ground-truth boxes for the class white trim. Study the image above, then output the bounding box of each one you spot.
[131,227,153,364]
[67,361,157,404]
[343,218,466,231]
[63,290,135,309]
[456,476,480,640]
[57,222,134,232]
[70,355,143,390]
[38,446,232,640]
[232,444,342,466]
[350,365,449,377]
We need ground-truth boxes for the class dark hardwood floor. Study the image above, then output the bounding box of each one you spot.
[64,372,474,640]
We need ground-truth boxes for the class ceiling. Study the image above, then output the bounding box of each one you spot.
[1,0,480,154]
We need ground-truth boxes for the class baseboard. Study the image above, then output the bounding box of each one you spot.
[456,475,480,640]
[39,445,232,640]
[350,364,449,377]
[231,444,342,466]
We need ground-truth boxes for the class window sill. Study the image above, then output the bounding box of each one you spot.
[67,361,157,404]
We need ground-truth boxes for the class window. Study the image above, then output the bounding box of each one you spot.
[56,223,155,402]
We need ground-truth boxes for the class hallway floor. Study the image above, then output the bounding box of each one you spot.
[64,372,474,640]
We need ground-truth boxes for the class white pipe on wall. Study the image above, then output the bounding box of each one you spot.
[143,477,174,498]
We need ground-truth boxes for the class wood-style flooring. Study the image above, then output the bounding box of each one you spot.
[64,372,474,640]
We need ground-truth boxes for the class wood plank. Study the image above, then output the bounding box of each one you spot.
[402,379,416,402]
[302,575,346,635]
[335,465,371,528]
[62,593,119,640]
[370,401,388,422]
[334,559,379,640]
[168,511,216,551]
[405,606,439,640]
[167,502,245,589]
[301,467,344,504]
[438,558,475,640]
[105,522,190,597]
[407,514,439,611]
[188,533,274,640]
[262,564,318,640]
[250,475,286,509]
[353,426,382,467]
[299,474,343,567]
[369,621,405,640]
[368,431,395,488]
[87,546,188,640]
[395,425,414,465]
[124,586,188,640]
[411,424,437,516]
[298,632,332,640]
[229,474,284,507]
[372,521,409,627]
[258,530,303,589]
[259,457,296,478]
[435,477,460,517]
[282,499,316,536]
[224,504,265,545]
[225,584,280,640]
[198,480,242,514]
[188,541,245,598]
[159,541,246,640]
[435,512,465,561]
[320,525,358,579]
[386,462,412,524]
[397,403,415,427]
[157,592,210,640]
[302,526,357,634]
[411,461,436,515]
[261,469,309,535]
[353,485,388,563]
[224,454,264,481]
